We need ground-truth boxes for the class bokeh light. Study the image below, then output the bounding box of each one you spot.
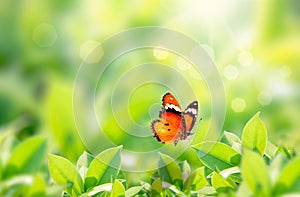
[33,23,57,48]
[231,98,246,113]
[153,48,169,60]
[224,65,239,80]
[257,91,272,106]
[238,51,253,67]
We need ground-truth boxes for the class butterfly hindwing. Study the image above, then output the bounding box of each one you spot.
[151,118,183,144]
[183,101,198,132]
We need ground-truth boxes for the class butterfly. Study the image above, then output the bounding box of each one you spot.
[151,92,199,146]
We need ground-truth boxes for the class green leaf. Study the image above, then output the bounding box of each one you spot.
[167,185,183,194]
[211,171,236,193]
[162,188,173,196]
[116,171,126,182]
[77,151,94,170]
[0,127,13,145]
[0,161,2,180]
[235,181,252,197]
[0,175,34,194]
[219,166,241,184]
[77,151,94,180]
[48,154,83,196]
[179,160,191,181]
[86,183,112,196]
[231,142,242,155]
[151,178,162,196]
[110,179,125,197]
[193,186,216,196]
[158,153,183,188]
[26,174,46,197]
[241,112,267,156]
[44,78,85,162]
[241,149,271,197]
[46,184,66,197]
[269,153,289,185]
[3,137,46,178]
[0,135,19,169]
[265,141,277,159]
[183,167,207,192]
[0,116,28,144]
[84,146,122,191]
[273,157,300,195]
[193,142,241,171]
[224,131,241,146]
[125,186,144,197]
[276,146,294,159]
[177,148,202,169]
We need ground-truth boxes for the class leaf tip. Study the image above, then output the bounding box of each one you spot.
[116,145,123,150]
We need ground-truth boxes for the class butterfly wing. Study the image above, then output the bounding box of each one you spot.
[151,93,185,145]
[162,93,182,112]
[151,114,183,144]
[183,101,198,132]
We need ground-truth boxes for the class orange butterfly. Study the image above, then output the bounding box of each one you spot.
[151,93,199,145]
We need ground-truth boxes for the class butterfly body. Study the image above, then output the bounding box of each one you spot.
[151,93,198,145]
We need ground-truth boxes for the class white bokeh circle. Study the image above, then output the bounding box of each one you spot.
[73,27,226,172]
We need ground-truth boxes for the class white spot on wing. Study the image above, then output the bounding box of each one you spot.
[184,108,197,115]
[165,104,181,112]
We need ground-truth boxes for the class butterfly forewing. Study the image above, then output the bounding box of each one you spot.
[162,93,182,113]
[152,93,184,144]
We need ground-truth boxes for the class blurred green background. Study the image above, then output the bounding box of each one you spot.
[0,0,299,165]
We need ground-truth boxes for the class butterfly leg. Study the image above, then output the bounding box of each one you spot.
[180,132,194,140]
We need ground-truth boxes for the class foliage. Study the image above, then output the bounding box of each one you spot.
[1,112,300,196]
[0,135,58,196]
